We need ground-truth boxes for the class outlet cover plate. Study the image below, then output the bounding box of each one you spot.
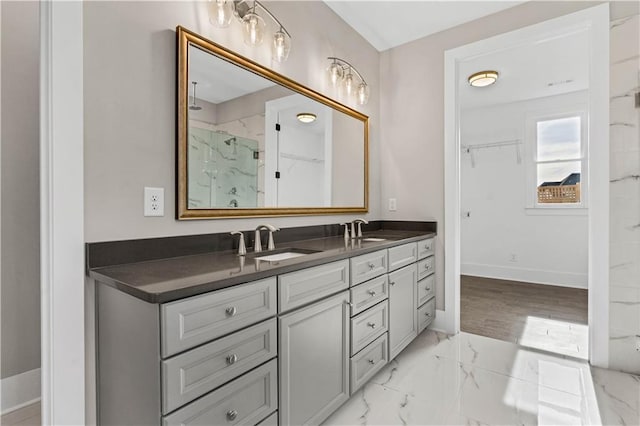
[144,187,164,217]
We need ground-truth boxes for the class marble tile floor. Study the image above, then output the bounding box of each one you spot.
[323,331,640,425]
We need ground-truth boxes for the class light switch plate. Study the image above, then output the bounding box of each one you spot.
[144,187,164,217]
[388,198,397,211]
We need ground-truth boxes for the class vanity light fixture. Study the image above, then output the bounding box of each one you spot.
[208,0,292,62]
[468,70,499,87]
[296,113,317,123]
[326,57,370,105]
[189,81,203,111]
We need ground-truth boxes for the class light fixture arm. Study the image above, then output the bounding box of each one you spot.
[327,56,367,84]
[235,0,291,38]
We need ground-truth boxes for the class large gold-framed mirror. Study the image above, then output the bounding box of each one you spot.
[176,26,369,219]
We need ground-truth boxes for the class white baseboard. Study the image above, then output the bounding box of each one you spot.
[461,263,588,289]
[1,368,41,415]
[430,309,451,334]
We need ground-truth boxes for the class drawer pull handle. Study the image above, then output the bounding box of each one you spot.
[426,287,431,291]
[227,410,238,421]
[367,322,376,329]
[226,354,238,365]
[368,359,375,365]
[368,290,376,297]
[225,306,237,316]
[367,262,375,270]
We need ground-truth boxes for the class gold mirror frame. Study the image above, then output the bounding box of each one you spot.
[176,26,369,219]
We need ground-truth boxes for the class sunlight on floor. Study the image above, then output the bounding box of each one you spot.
[518,315,589,359]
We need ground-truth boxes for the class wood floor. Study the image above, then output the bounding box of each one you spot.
[0,402,40,426]
[461,275,589,359]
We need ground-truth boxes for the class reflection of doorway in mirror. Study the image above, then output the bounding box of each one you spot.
[264,95,333,207]
[188,121,259,208]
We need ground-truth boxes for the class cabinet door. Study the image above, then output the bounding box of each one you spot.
[388,264,418,359]
[279,291,350,426]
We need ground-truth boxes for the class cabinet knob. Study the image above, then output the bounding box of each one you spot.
[425,264,430,269]
[367,262,375,270]
[425,312,431,317]
[225,306,237,316]
[226,410,238,421]
[426,287,431,291]
[368,359,375,365]
[389,281,395,286]
[344,300,354,308]
[367,322,376,329]
[226,354,238,365]
[368,290,376,297]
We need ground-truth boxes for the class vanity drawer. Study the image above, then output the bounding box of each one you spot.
[417,256,435,281]
[418,297,436,334]
[350,333,388,395]
[162,318,277,414]
[350,275,388,316]
[351,301,388,355]
[162,359,278,426]
[417,237,435,260]
[417,274,436,307]
[161,277,277,357]
[388,242,418,272]
[350,249,388,286]
[278,260,349,313]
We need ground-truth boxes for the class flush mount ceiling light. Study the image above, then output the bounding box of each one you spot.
[208,0,292,62]
[327,57,370,105]
[468,70,499,87]
[296,113,317,123]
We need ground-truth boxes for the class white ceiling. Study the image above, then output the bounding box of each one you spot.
[458,29,589,109]
[189,45,275,104]
[324,1,526,51]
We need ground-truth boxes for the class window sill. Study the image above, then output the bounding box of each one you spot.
[525,207,588,216]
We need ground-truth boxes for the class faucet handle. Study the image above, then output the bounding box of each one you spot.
[340,223,350,240]
[230,231,246,256]
[267,227,279,251]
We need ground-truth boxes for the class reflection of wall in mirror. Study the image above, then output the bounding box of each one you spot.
[332,111,365,206]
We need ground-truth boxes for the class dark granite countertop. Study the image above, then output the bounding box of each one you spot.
[90,230,435,304]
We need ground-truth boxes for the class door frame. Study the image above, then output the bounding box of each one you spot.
[443,4,610,367]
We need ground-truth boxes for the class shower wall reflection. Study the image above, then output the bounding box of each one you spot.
[188,122,261,209]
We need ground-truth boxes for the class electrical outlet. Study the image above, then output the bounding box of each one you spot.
[144,187,164,217]
[388,198,397,211]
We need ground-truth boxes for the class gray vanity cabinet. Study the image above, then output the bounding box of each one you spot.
[279,291,350,426]
[388,264,418,359]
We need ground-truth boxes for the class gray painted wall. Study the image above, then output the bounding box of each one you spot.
[0,0,40,379]
[83,1,381,243]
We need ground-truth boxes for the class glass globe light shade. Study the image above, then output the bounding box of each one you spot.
[242,12,265,46]
[357,82,370,105]
[272,29,291,62]
[344,72,355,97]
[327,61,343,87]
[208,0,234,28]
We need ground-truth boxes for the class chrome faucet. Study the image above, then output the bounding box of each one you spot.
[352,218,369,238]
[254,224,279,252]
[230,231,246,256]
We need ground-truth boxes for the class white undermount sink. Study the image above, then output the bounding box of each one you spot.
[251,248,320,262]
[253,251,309,262]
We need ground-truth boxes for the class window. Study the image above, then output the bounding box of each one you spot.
[527,110,587,209]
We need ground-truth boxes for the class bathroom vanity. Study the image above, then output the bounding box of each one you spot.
[90,224,436,426]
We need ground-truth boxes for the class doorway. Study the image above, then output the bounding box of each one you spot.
[444,4,610,366]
